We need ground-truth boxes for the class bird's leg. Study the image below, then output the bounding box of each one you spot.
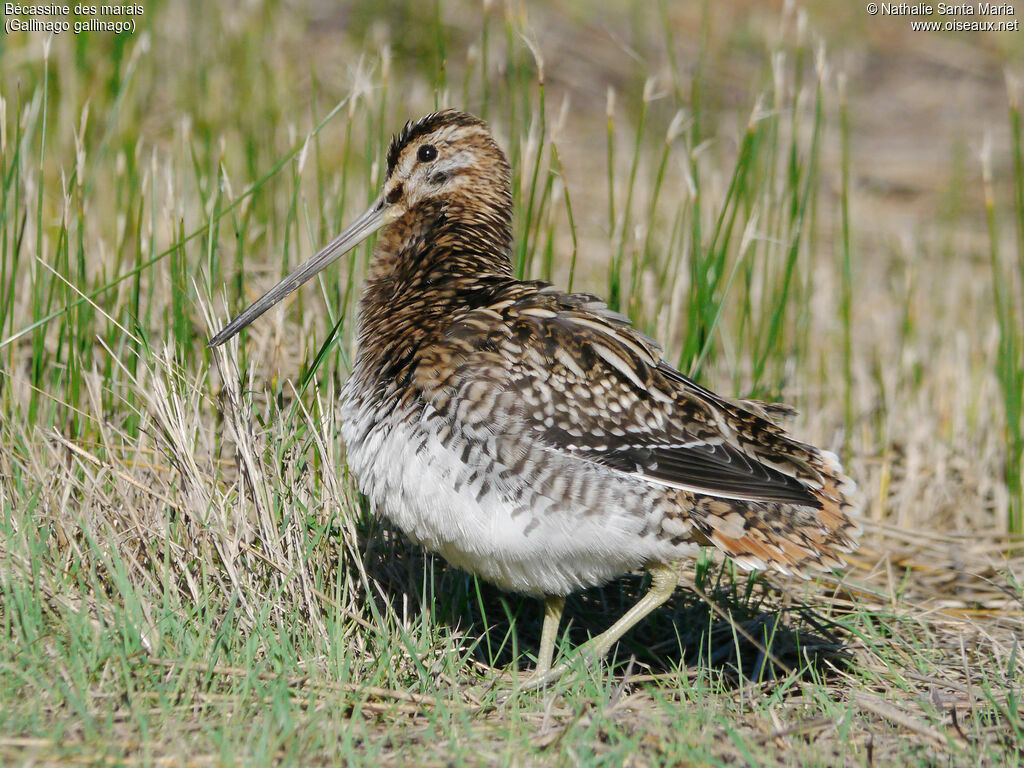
[585,562,678,662]
[535,595,565,675]
[521,562,679,690]
[501,596,564,696]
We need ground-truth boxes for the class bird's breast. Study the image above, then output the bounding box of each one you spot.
[339,375,688,596]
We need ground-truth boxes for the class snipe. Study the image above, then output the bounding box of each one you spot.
[210,109,861,686]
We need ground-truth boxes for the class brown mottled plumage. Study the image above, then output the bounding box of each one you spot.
[210,109,861,685]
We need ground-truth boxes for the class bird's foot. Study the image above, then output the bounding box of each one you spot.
[516,662,570,692]
[506,644,602,694]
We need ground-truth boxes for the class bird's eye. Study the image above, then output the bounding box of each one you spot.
[417,145,438,163]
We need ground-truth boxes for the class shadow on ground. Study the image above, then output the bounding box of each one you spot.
[360,519,854,687]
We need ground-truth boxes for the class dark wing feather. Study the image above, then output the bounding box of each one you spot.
[415,280,825,507]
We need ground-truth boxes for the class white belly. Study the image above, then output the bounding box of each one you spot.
[341,401,689,596]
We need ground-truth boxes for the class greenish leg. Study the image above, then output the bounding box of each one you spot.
[535,595,565,674]
[521,562,679,690]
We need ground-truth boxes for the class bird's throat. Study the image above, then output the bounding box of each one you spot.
[354,202,513,385]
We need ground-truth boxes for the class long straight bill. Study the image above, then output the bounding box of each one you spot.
[208,198,389,347]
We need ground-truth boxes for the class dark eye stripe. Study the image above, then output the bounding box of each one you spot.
[417,145,438,162]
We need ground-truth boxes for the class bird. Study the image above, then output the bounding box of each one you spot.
[209,109,861,686]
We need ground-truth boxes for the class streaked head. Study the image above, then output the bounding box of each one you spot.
[380,109,511,219]
[208,109,510,347]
